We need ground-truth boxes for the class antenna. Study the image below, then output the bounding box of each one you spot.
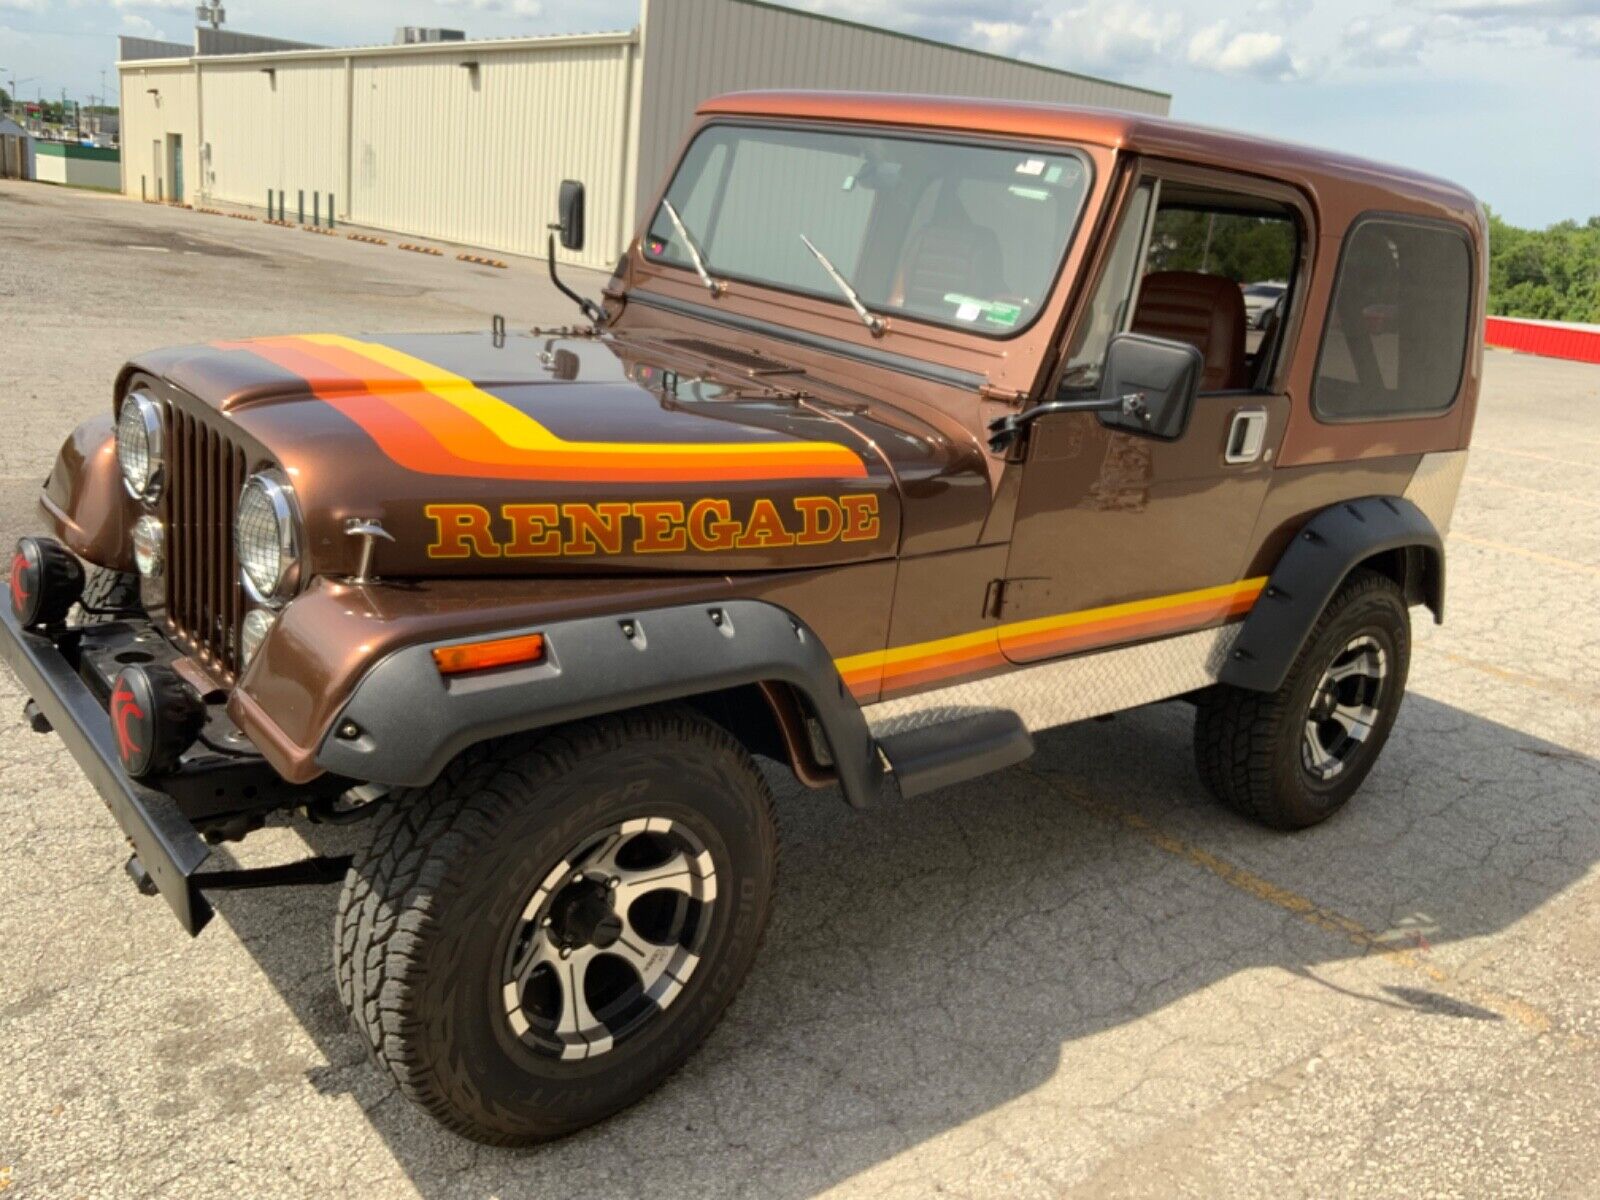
[194,1,226,30]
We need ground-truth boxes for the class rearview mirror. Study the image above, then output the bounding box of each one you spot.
[556,180,586,251]
[1098,332,1204,439]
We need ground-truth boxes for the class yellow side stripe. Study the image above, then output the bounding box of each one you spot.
[833,577,1267,676]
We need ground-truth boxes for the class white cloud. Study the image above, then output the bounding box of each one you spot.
[1044,2,1185,70]
[437,0,543,14]
[0,0,46,12]
[968,19,1030,55]
[1187,22,1297,76]
[110,0,193,9]
[119,10,166,36]
[1339,14,1428,65]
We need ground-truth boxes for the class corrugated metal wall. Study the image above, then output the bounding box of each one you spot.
[117,1,1168,268]
[632,0,1171,227]
[199,60,346,211]
[118,63,198,202]
[348,43,634,264]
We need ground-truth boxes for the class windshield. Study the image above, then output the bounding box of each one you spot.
[645,124,1091,338]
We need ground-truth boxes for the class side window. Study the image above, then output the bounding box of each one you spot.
[1314,217,1472,420]
[1060,179,1302,398]
[1057,182,1155,397]
[1138,203,1299,392]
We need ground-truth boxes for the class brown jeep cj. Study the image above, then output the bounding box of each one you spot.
[3,91,1482,1143]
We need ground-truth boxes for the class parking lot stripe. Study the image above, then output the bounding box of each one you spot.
[1464,476,1600,509]
[1451,532,1600,577]
[1023,766,1557,1035]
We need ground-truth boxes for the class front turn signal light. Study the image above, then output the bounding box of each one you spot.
[432,632,545,676]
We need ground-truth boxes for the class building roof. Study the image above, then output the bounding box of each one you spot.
[700,90,1481,222]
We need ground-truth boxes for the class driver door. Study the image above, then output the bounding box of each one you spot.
[996,167,1303,664]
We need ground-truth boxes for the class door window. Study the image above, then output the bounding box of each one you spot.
[1061,179,1302,397]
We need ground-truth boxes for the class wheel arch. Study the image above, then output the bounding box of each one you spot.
[315,599,882,806]
[1221,495,1443,694]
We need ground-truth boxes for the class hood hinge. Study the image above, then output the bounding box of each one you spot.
[978,383,1029,407]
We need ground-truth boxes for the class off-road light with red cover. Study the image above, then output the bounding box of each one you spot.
[9,537,84,629]
[109,665,206,778]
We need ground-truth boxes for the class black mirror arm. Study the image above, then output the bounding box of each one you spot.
[986,393,1151,452]
[546,228,606,326]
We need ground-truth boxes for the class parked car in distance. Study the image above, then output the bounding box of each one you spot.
[1242,280,1289,328]
[4,90,1484,1145]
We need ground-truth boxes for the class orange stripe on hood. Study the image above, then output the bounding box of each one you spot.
[219,334,870,484]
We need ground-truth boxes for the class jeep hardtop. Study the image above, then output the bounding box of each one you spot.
[2,91,1483,1143]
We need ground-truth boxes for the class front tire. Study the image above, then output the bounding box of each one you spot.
[1194,569,1411,829]
[334,706,778,1144]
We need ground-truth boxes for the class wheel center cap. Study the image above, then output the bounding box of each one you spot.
[550,879,622,949]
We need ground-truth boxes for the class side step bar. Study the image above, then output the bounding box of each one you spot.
[877,710,1034,799]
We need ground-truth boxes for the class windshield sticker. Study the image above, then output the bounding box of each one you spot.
[1008,185,1049,202]
[943,294,1024,329]
[1045,164,1064,184]
[1015,158,1046,176]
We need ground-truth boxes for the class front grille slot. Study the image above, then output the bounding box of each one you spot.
[163,402,248,678]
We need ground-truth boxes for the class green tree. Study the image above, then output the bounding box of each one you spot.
[1487,207,1600,324]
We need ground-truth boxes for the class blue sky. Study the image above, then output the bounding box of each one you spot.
[2,0,1596,227]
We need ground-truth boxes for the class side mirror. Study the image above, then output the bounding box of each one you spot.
[556,180,586,251]
[1098,332,1203,439]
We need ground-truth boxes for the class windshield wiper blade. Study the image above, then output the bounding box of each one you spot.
[660,200,725,297]
[800,234,887,338]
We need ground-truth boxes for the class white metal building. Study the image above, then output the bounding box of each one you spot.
[118,0,1169,269]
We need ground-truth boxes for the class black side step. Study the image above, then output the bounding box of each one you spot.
[877,711,1034,799]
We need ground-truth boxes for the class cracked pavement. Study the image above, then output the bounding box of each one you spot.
[2,181,1599,1198]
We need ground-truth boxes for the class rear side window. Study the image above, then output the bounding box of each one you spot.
[1314,217,1472,420]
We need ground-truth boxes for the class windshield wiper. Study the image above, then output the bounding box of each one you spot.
[800,234,887,337]
[660,200,725,297]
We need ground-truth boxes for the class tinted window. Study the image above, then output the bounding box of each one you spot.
[1314,218,1472,420]
[647,125,1091,338]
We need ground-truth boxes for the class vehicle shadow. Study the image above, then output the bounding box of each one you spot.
[208,690,1600,1197]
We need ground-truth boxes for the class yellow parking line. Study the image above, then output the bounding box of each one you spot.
[1473,446,1600,470]
[1450,532,1600,577]
[1417,645,1600,705]
[1023,767,1555,1034]
[1464,476,1600,510]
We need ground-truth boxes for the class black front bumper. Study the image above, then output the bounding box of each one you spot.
[0,604,215,935]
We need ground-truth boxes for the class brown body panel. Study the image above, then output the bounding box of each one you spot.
[35,90,1485,788]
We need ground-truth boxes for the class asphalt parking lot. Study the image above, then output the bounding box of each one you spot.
[3,180,1599,1199]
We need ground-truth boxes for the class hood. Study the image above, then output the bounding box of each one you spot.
[131,331,945,578]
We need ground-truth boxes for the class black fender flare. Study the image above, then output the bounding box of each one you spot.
[1219,495,1444,694]
[314,599,884,806]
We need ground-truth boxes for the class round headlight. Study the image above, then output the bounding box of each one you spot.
[240,607,277,670]
[116,392,164,500]
[236,471,299,604]
[132,515,164,578]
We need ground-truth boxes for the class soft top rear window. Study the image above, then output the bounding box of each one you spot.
[645,124,1091,338]
[1314,215,1473,421]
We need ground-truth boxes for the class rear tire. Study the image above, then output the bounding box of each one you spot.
[1194,569,1410,829]
[334,706,778,1144]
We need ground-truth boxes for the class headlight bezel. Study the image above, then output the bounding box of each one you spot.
[236,469,301,606]
[116,391,165,501]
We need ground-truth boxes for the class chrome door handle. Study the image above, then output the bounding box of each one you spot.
[1224,407,1269,464]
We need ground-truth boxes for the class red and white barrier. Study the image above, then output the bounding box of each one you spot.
[1484,316,1600,365]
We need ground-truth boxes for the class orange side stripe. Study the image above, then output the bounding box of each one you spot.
[841,578,1266,701]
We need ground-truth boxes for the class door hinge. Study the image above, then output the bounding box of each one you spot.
[984,579,1006,620]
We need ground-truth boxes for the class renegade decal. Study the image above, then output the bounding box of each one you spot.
[837,578,1267,700]
[220,334,868,483]
[425,496,882,559]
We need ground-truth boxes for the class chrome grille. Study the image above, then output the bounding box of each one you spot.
[162,400,248,677]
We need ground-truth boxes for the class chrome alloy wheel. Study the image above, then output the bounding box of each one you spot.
[501,817,717,1061]
[1301,634,1388,783]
